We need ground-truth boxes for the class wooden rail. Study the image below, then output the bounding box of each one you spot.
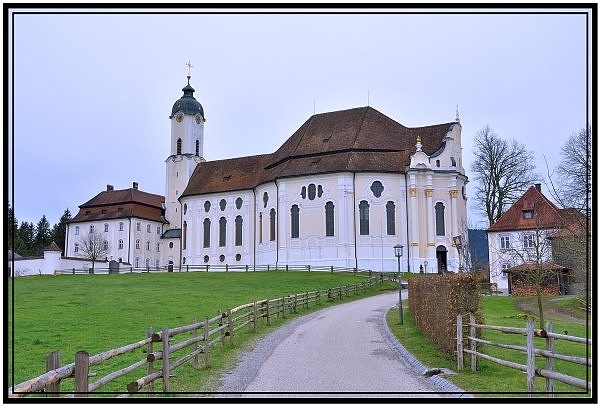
[456,314,591,396]
[9,273,396,397]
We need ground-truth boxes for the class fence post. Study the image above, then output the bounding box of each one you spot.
[74,350,89,397]
[162,327,170,392]
[526,320,535,396]
[545,321,555,396]
[192,318,199,369]
[470,314,477,371]
[45,350,61,396]
[293,294,297,313]
[146,327,154,395]
[265,300,271,326]
[456,315,463,371]
[317,290,321,305]
[227,310,234,345]
[308,265,311,272]
[331,265,334,273]
[253,301,258,333]
[281,297,286,318]
[203,316,210,367]
[219,311,225,347]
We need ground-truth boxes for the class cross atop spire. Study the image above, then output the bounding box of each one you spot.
[455,104,460,123]
[186,60,193,83]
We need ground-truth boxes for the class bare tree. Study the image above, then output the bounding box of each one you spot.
[545,126,591,307]
[471,126,539,226]
[504,218,564,329]
[77,230,110,274]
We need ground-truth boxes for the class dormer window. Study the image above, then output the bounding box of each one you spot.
[523,210,533,219]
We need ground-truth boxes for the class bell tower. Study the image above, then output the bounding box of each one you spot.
[164,62,206,230]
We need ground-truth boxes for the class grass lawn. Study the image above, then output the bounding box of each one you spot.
[8,271,396,396]
[386,295,592,398]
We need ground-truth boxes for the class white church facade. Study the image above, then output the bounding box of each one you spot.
[65,75,469,274]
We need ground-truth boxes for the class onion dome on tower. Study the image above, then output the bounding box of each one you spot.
[170,75,205,120]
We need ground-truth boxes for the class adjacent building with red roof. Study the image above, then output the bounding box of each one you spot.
[487,184,579,295]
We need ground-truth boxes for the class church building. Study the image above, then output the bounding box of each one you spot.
[67,74,469,274]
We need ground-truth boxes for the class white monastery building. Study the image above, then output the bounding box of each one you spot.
[66,75,469,273]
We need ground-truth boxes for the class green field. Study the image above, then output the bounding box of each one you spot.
[386,295,592,397]
[8,271,396,395]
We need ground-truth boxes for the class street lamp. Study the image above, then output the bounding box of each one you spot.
[394,244,404,325]
[424,260,428,274]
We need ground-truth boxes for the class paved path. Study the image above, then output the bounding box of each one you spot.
[218,291,468,398]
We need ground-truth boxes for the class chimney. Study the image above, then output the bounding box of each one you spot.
[107,184,114,191]
[534,183,541,193]
[133,182,138,190]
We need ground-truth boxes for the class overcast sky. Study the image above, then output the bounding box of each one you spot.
[8,7,591,230]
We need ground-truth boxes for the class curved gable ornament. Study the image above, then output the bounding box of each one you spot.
[409,136,431,169]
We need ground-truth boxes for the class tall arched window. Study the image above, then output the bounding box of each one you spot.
[325,201,335,237]
[386,201,396,235]
[118,239,123,249]
[269,208,276,241]
[359,200,370,235]
[182,221,187,249]
[219,217,227,247]
[176,138,182,155]
[195,140,200,156]
[291,205,300,238]
[235,215,243,246]
[203,218,211,248]
[435,202,446,236]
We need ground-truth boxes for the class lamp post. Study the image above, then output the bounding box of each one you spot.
[424,260,428,274]
[394,244,404,325]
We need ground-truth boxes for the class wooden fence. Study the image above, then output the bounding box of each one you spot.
[456,314,591,396]
[8,274,396,398]
[54,263,374,275]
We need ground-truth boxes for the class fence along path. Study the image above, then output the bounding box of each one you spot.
[9,273,396,398]
[456,314,591,396]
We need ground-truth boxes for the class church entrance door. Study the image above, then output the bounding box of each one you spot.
[436,245,447,273]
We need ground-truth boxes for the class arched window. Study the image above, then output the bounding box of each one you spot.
[182,221,187,250]
[195,140,200,156]
[119,222,124,231]
[89,224,95,234]
[104,223,109,232]
[219,199,227,211]
[386,201,396,235]
[103,240,108,250]
[118,239,123,250]
[359,200,370,235]
[325,201,335,237]
[291,205,300,238]
[435,202,446,236]
[269,208,276,241]
[74,243,79,253]
[450,157,456,167]
[75,226,79,235]
[135,257,140,267]
[135,239,140,249]
[145,258,150,269]
[156,243,160,252]
[235,215,243,246]
[146,241,150,251]
[219,217,227,247]
[176,138,182,155]
[203,218,211,248]
[436,159,440,167]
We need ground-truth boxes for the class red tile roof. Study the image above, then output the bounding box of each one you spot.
[182,106,457,197]
[70,187,165,224]
[487,186,567,232]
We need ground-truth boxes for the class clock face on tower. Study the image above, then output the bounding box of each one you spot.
[176,113,183,123]
[195,114,202,124]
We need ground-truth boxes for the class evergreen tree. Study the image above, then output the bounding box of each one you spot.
[8,203,16,251]
[18,221,35,256]
[52,208,72,255]
[34,215,52,256]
